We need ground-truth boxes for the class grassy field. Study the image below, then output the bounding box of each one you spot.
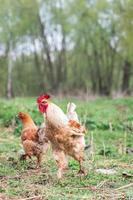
[0,97,133,200]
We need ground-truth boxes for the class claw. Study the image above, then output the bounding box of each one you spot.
[77,169,86,176]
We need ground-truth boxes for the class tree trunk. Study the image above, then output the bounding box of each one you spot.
[6,42,13,99]
[33,38,46,90]
[56,31,67,91]
[37,14,55,89]
[122,60,131,94]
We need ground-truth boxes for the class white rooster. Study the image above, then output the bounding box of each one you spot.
[37,94,86,178]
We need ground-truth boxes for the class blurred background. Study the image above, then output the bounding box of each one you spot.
[0,0,133,98]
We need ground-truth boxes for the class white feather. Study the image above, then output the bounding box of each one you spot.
[45,103,69,128]
[67,102,79,122]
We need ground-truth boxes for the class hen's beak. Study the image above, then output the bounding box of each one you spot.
[15,114,20,123]
[16,114,18,118]
[16,114,20,119]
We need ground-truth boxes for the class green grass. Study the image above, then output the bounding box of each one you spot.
[0,97,133,199]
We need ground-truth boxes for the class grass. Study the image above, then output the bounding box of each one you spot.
[0,97,133,199]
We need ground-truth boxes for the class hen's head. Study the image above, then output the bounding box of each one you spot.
[17,112,32,121]
[36,94,50,113]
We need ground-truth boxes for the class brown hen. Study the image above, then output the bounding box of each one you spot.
[18,112,48,168]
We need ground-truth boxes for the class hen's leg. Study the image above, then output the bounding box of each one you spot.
[36,153,42,169]
[20,154,28,160]
[53,148,67,179]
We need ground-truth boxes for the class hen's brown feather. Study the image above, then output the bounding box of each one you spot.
[18,112,48,168]
[21,128,38,142]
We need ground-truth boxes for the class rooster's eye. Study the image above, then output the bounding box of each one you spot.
[41,101,47,105]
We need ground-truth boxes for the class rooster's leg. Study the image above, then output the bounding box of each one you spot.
[53,148,67,179]
[73,154,85,175]
[78,159,85,175]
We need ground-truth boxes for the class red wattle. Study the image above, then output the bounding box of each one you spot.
[38,104,48,113]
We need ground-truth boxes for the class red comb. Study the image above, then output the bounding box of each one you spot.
[37,94,50,104]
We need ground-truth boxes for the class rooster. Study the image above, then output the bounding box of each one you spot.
[37,94,86,178]
[17,112,49,168]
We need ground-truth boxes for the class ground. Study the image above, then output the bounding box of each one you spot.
[0,97,133,200]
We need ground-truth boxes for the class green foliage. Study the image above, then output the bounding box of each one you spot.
[0,97,133,199]
[1,97,133,135]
